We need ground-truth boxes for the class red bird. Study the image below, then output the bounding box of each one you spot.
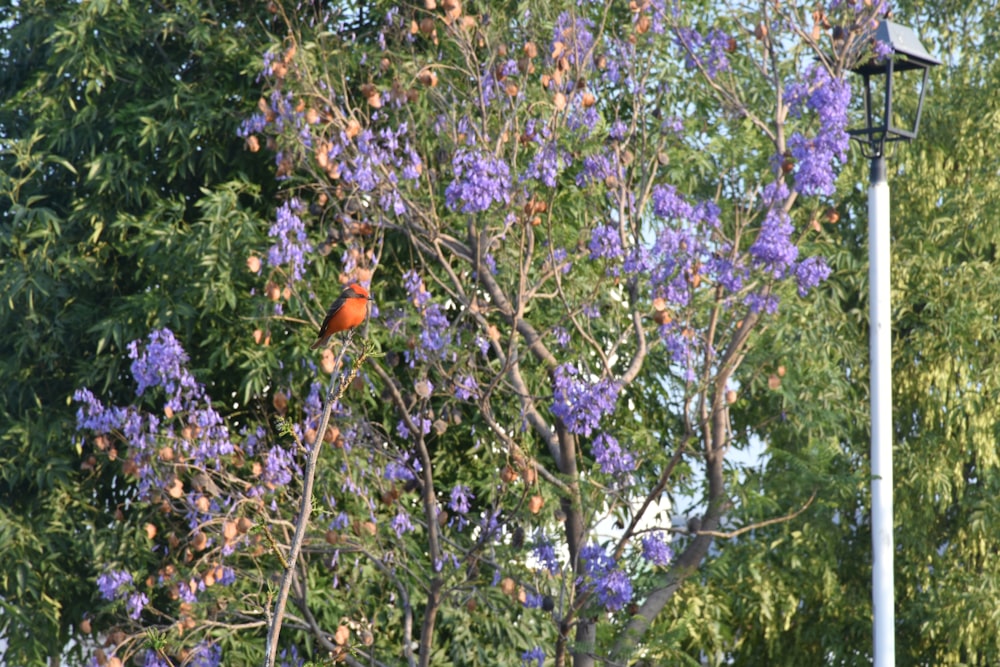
[310,283,372,349]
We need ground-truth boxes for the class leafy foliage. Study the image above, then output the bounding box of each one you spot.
[0,1,277,664]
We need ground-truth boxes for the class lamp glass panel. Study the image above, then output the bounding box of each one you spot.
[888,65,925,137]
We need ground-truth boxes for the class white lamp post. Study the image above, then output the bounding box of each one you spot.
[848,20,940,667]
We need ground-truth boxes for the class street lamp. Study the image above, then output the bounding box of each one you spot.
[848,19,940,667]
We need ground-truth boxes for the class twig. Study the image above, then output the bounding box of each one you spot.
[263,334,371,667]
[693,490,818,539]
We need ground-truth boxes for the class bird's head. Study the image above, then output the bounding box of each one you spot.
[344,283,372,300]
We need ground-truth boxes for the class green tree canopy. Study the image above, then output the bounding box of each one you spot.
[1,1,277,663]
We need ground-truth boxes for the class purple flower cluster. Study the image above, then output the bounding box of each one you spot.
[142,651,171,667]
[445,148,511,214]
[552,13,597,73]
[591,433,636,477]
[551,326,570,348]
[187,644,223,667]
[648,190,722,309]
[521,647,545,667]
[453,374,480,401]
[579,543,632,612]
[785,63,851,196]
[637,0,668,35]
[128,329,196,407]
[564,100,601,139]
[260,443,299,488]
[794,255,832,296]
[96,570,148,621]
[391,510,414,537]
[661,327,699,383]
[278,646,304,667]
[576,150,616,188]
[402,270,453,363]
[125,591,149,620]
[532,535,561,575]
[74,387,126,436]
[675,26,733,79]
[77,330,235,500]
[749,208,798,278]
[344,124,423,214]
[131,331,233,465]
[97,570,133,601]
[551,364,620,436]
[384,450,421,481]
[641,532,674,566]
[523,141,563,188]
[395,416,432,440]
[267,199,313,284]
[447,485,474,514]
[588,223,623,261]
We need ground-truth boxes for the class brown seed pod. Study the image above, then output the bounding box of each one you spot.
[191,531,208,551]
[500,465,518,484]
[417,69,438,87]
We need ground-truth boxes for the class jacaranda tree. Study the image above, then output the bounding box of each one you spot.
[67,1,893,665]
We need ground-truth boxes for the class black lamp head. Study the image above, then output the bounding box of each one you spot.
[849,20,941,158]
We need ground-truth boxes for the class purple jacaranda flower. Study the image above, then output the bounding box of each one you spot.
[794,256,832,296]
[592,433,636,476]
[589,224,623,260]
[784,63,850,196]
[261,443,298,488]
[552,13,596,71]
[749,208,798,277]
[641,532,674,566]
[552,326,570,348]
[595,569,633,611]
[97,570,133,601]
[142,650,172,667]
[651,184,694,221]
[454,374,480,401]
[523,591,545,609]
[267,199,313,283]
[576,150,616,188]
[532,535,561,575]
[745,292,779,314]
[551,364,620,436]
[188,643,223,667]
[523,141,563,187]
[445,148,511,213]
[74,388,126,435]
[579,543,633,612]
[675,26,732,79]
[448,485,474,514]
[279,646,305,667]
[521,647,545,667]
[125,591,148,620]
[391,510,414,537]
